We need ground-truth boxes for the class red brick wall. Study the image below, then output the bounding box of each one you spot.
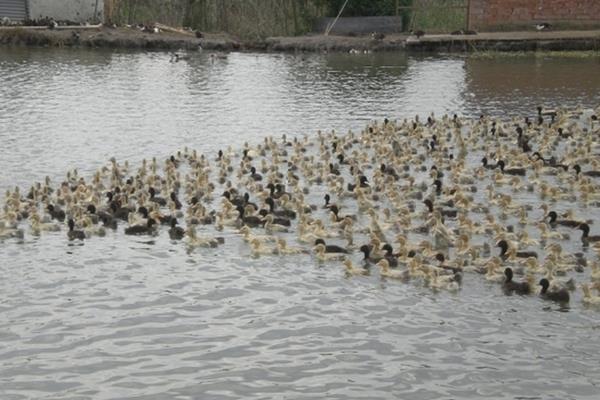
[469,0,600,30]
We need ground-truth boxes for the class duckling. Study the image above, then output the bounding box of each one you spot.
[426,267,460,292]
[503,267,532,295]
[274,238,307,255]
[239,225,275,243]
[250,238,275,257]
[343,258,368,276]
[187,226,223,248]
[485,257,506,283]
[67,218,86,241]
[581,284,600,305]
[538,278,570,303]
[377,259,409,280]
[263,214,289,233]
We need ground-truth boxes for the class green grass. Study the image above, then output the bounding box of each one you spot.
[408,0,467,33]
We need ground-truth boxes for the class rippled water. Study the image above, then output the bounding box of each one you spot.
[1,48,600,399]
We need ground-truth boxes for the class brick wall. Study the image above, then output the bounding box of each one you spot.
[469,0,600,30]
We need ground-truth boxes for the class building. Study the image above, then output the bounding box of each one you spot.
[469,0,600,30]
[0,0,103,23]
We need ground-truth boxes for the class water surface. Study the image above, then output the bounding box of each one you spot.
[1,49,600,399]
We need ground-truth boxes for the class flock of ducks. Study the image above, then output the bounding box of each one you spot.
[2,106,600,307]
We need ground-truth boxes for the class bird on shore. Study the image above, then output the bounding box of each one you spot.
[535,23,551,31]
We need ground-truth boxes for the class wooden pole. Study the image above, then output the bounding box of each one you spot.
[466,0,471,30]
[324,0,349,36]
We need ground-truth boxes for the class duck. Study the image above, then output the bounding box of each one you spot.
[168,218,185,240]
[148,187,167,206]
[67,218,86,241]
[497,239,537,260]
[124,218,157,235]
[314,243,346,262]
[502,267,532,295]
[47,204,66,222]
[578,223,600,243]
[538,278,570,303]
[572,164,600,178]
[546,210,584,228]
[497,160,526,176]
[314,238,348,253]
[264,197,296,219]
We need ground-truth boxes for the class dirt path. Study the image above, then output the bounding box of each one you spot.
[1,26,599,53]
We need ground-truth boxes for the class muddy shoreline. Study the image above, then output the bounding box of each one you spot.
[1,26,599,53]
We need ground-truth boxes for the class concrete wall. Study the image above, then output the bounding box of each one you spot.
[28,0,103,23]
[470,0,600,30]
[314,16,402,35]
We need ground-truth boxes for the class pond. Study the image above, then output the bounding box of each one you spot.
[0,48,600,399]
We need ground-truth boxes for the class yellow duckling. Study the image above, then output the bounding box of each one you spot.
[343,258,368,276]
[517,230,538,247]
[426,267,459,292]
[536,222,567,240]
[485,257,505,283]
[239,225,275,243]
[377,259,409,280]
[274,238,307,255]
[29,213,61,236]
[186,226,221,249]
[581,284,600,306]
[250,238,275,257]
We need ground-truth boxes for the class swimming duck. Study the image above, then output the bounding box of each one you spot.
[546,210,583,228]
[503,267,532,295]
[538,278,570,303]
[168,218,185,240]
[314,243,346,262]
[46,204,66,222]
[496,160,526,176]
[578,223,600,244]
[67,218,86,240]
[314,238,348,253]
[497,239,537,260]
[124,218,156,235]
[573,164,600,178]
